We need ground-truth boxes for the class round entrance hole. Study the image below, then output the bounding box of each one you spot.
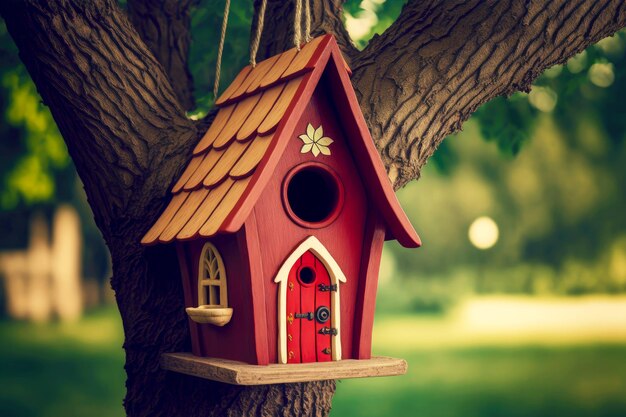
[298,266,316,285]
[284,164,343,228]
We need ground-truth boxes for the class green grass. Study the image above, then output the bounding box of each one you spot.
[0,308,125,417]
[2,307,626,417]
[332,345,626,417]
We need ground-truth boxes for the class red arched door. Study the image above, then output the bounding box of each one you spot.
[286,250,335,363]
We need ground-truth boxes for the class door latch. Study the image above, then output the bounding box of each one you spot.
[318,327,338,336]
[318,284,337,292]
[294,312,314,320]
[321,348,331,355]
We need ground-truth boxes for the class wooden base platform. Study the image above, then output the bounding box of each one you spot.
[161,353,407,385]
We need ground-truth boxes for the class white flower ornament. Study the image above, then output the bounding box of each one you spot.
[299,123,333,157]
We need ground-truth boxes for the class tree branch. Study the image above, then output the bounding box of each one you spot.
[127,0,196,110]
[350,0,626,188]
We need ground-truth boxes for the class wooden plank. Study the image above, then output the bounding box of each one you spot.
[257,77,302,135]
[161,353,407,385]
[352,215,385,359]
[236,84,284,141]
[158,188,210,243]
[259,47,298,88]
[215,65,252,106]
[172,154,206,194]
[183,148,225,190]
[213,94,262,149]
[286,257,302,363]
[198,177,252,237]
[315,257,332,363]
[176,179,234,240]
[245,54,281,94]
[141,192,190,244]
[299,251,316,363]
[238,212,270,365]
[193,104,236,155]
[229,58,274,102]
[340,51,352,76]
[230,133,274,179]
[202,140,252,188]
[280,35,327,80]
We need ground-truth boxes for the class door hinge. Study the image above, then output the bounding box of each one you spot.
[318,284,337,292]
[318,326,338,336]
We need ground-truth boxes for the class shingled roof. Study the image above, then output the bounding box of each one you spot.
[142,34,420,248]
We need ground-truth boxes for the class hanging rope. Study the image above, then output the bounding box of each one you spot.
[293,0,312,49]
[293,0,303,50]
[213,0,231,99]
[304,0,311,43]
[250,0,268,67]
[217,0,311,93]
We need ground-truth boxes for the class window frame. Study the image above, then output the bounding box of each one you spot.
[197,242,228,308]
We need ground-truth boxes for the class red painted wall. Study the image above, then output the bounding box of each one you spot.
[253,75,371,363]
[179,232,260,364]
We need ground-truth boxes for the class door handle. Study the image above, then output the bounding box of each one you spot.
[294,312,314,320]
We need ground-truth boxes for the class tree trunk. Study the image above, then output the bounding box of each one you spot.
[2,0,626,416]
[127,0,195,110]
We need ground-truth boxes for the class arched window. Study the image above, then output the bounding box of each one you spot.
[198,242,228,308]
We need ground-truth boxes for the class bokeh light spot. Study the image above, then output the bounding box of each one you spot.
[528,86,558,112]
[588,62,615,88]
[468,216,499,250]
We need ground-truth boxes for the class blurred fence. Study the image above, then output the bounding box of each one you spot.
[0,205,83,322]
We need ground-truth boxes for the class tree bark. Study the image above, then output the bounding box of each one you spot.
[127,0,196,110]
[349,0,626,187]
[2,0,626,416]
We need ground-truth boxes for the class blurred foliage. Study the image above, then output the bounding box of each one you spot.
[0,22,109,277]
[343,0,406,49]
[0,21,71,211]
[188,0,253,117]
[1,1,626,304]
[338,2,626,312]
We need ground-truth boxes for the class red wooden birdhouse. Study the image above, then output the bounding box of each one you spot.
[142,35,420,384]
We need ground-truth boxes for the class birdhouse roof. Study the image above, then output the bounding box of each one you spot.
[142,35,420,248]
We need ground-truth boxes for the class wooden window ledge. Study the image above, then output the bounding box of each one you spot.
[185,306,233,326]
